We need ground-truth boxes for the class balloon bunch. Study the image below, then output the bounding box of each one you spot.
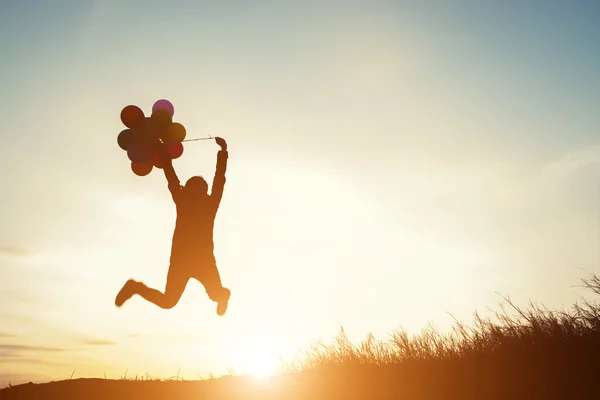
[117,99,187,176]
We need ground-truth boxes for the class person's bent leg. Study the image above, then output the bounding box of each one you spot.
[194,262,230,316]
[115,279,138,307]
[135,265,190,309]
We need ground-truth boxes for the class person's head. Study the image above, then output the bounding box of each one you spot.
[184,176,209,198]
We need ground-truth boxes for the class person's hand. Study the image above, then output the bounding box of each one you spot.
[156,141,170,161]
[215,137,227,151]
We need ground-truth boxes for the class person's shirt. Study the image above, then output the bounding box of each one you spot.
[169,150,228,255]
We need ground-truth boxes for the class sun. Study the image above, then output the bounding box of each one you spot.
[238,351,280,379]
[249,357,277,379]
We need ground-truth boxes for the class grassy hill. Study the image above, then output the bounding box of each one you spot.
[2,274,600,400]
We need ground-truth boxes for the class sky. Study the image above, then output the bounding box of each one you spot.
[1,0,599,384]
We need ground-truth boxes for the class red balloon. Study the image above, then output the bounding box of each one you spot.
[120,105,145,129]
[131,161,153,176]
[167,142,184,159]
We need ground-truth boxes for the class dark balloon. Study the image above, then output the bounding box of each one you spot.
[151,148,164,169]
[150,109,173,133]
[132,118,160,148]
[120,105,145,129]
[117,129,134,151]
[127,143,153,163]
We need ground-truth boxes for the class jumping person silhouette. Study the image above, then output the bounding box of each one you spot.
[115,137,231,316]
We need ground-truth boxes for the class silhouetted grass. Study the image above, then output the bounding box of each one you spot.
[276,273,600,398]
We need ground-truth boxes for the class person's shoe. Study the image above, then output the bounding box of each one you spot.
[115,279,138,308]
[216,287,231,316]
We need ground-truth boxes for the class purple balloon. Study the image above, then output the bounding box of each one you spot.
[152,99,174,117]
[127,143,153,163]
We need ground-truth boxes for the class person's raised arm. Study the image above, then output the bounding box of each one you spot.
[157,142,182,202]
[210,137,228,207]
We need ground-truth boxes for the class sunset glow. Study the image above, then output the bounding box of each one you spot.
[0,1,599,385]
[242,353,279,380]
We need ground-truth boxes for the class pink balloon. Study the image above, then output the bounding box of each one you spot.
[152,99,174,117]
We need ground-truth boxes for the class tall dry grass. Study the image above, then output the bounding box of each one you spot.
[278,273,600,399]
[289,274,600,370]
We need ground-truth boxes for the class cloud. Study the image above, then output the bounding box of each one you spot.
[82,340,116,346]
[0,344,65,352]
[0,344,66,367]
[0,315,118,356]
[128,333,207,341]
[0,246,31,259]
[538,143,600,213]
[0,357,57,365]
[540,144,600,185]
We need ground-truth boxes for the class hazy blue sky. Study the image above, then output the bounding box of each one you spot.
[1,0,599,383]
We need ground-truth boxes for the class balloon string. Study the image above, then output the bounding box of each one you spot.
[182,136,214,142]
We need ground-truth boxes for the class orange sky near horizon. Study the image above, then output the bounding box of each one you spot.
[1,1,599,384]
